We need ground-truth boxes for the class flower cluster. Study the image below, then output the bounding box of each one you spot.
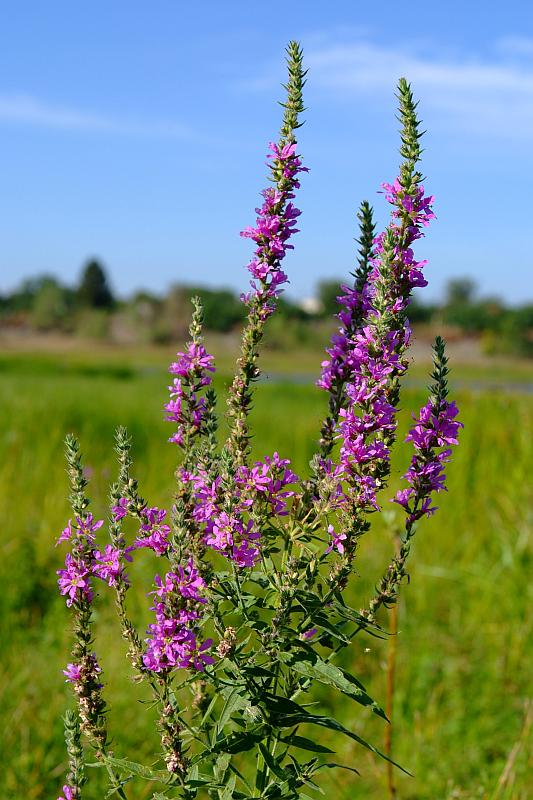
[143,560,214,673]
[317,156,435,515]
[240,141,306,316]
[363,179,435,312]
[57,514,129,606]
[183,453,298,567]
[394,399,462,524]
[63,653,102,687]
[134,505,172,555]
[236,452,298,516]
[165,342,215,447]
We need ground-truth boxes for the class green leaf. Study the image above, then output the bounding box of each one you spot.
[311,613,351,644]
[214,752,231,781]
[219,773,237,800]
[96,755,173,782]
[211,725,268,755]
[258,742,289,782]
[263,695,409,774]
[287,652,387,719]
[200,691,220,727]
[319,762,360,775]
[279,735,334,754]
[217,687,250,734]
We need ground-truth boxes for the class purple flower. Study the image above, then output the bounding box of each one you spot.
[325,524,347,555]
[111,497,128,520]
[317,169,436,514]
[165,341,215,447]
[57,785,75,800]
[56,513,103,546]
[57,553,93,607]
[206,513,260,567]
[236,452,298,516]
[62,654,102,686]
[93,545,130,587]
[169,343,215,379]
[134,506,171,555]
[143,618,214,674]
[152,562,207,604]
[393,399,462,523]
[240,140,306,315]
[63,663,82,683]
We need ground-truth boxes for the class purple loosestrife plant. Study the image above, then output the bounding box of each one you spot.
[55,43,461,799]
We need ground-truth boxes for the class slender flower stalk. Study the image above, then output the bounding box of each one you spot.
[319,79,436,591]
[58,436,108,753]
[318,200,376,457]
[165,296,216,459]
[58,710,85,800]
[366,337,462,621]
[226,41,307,466]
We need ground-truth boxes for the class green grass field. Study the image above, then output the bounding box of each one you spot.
[1,346,531,799]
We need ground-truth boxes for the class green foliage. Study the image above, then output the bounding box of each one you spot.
[316,279,343,318]
[31,278,74,331]
[0,352,531,798]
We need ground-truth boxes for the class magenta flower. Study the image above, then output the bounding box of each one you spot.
[240,140,307,316]
[57,785,75,800]
[111,497,128,520]
[152,562,207,604]
[93,545,130,587]
[325,524,347,555]
[169,343,215,379]
[134,506,171,555]
[165,331,216,448]
[63,663,82,683]
[57,553,93,607]
[393,399,463,523]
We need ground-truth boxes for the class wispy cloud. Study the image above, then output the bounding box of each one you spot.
[496,35,533,58]
[0,94,191,138]
[245,36,533,142]
[308,39,533,140]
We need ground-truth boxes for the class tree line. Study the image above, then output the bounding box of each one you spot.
[1,261,532,357]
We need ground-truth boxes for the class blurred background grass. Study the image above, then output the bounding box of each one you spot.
[0,343,531,799]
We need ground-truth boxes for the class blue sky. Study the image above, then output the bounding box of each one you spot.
[1,1,533,304]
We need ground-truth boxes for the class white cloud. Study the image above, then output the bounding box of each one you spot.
[0,94,191,138]
[496,35,533,58]
[246,36,533,141]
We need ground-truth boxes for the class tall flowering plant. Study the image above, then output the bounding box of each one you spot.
[54,42,461,800]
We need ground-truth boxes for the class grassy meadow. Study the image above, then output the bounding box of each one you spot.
[0,342,531,799]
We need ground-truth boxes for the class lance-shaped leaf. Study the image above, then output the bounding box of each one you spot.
[281,650,387,719]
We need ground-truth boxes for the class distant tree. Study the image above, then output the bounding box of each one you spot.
[187,286,245,332]
[31,277,73,330]
[445,277,477,307]
[77,260,115,309]
[317,279,344,318]
[409,295,437,324]
[5,274,58,312]
[276,295,310,320]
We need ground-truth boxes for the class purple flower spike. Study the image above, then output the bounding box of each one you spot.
[240,141,307,317]
[393,395,462,525]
